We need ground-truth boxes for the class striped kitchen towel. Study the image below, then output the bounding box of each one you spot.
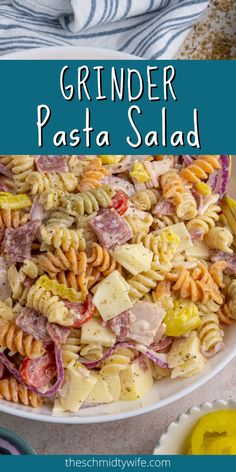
[0,0,209,58]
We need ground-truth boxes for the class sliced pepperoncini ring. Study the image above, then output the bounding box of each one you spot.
[190,411,236,455]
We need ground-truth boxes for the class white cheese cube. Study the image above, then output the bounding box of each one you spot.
[104,374,121,402]
[58,366,97,412]
[92,270,133,321]
[168,333,206,379]
[120,357,153,401]
[81,317,116,347]
[86,374,113,403]
[185,241,209,259]
[114,243,153,275]
[157,222,193,253]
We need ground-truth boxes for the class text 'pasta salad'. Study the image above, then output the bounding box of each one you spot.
[0,154,234,413]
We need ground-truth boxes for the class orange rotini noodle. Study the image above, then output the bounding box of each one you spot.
[180,155,221,183]
[0,377,42,408]
[0,318,45,359]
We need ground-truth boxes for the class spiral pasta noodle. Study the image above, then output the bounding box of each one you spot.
[26,172,78,194]
[198,314,224,356]
[12,155,35,193]
[100,348,134,375]
[38,248,85,277]
[62,329,81,369]
[152,215,179,231]
[0,377,43,408]
[80,343,103,362]
[131,189,159,211]
[167,262,223,304]
[0,209,29,229]
[40,226,86,252]
[128,261,165,300]
[227,280,236,319]
[186,202,221,235]
[180,155,221,183]
[126,213,153,235]
[79,157,108,191]
[205,227,233,253]
[26,284,71,326]
[63,186,114,215]
[0,317,45,359]
[160,171,185,205]
[176,190,198,220]
[55,253,88,293]
[88,243,116,277]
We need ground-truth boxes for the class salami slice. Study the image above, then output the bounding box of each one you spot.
[20,350,57,388]
[16,307,50,341]
[35,155,68,173]
[3,220,40,263]
[46,323,70,347]
[106,311,133,340]
[90,208,133,249]
[210,249,236,276]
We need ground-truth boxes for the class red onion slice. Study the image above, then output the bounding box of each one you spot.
[80,342,169,369]
[0,163,13,179]
[0,438,20,455]
[207,155,230,199]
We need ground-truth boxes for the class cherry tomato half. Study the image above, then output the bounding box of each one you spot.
[112,190,129,216]
[20,350,57,388]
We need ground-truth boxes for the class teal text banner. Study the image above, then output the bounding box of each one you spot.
[0,60,235,154]
[0,455,236,471]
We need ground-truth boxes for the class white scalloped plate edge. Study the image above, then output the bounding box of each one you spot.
[154,399,236,455]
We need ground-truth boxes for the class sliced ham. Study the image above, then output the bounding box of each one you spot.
[103,176,135,197]
[210,249,236,276]
[128,301,165,346]
[90,208,133,249]
[152,198,175,216]
[16,307,50,341]
[46,323,70,347]
[35,155,68,173]
[2,220,40,263]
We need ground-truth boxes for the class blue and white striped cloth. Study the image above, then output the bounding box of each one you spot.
[0,0,209,58]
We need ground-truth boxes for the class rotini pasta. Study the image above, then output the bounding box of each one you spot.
[0,377,42,408]
[40,226,86,252]
[0,154,233,413]
[180,155,221,183]
[176,190,198,220]
[26,171,78,194]
[198,314,224,356]
[0,209,29,229]
[0,317,45,359]
[205,227,233,253]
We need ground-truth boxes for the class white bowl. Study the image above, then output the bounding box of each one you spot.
[154,399,236,454]
[0,46,235,424]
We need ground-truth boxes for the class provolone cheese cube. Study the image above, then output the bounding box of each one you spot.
[104,374,121,402]
[92,270,133,321]
[168,333,206,379]
[81,317,116,347]
[120,357,153,401]
[58,366,97,412]
[86,374,113,403]
[114,243,153,275]
[157,222,193,252]
[185,241,209,259]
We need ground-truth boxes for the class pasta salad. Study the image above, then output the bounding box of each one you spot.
[0,154,234,413]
